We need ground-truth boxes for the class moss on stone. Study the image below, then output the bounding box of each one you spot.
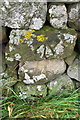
[14,82,47,99]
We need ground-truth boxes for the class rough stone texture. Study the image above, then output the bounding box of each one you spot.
[14,82,47,99]
[47,74,75,95]
[0,27,8,43]
[19,59,66,84]
[5,26,77,62]
[67,59,80,82]
[64,51,78,65]
[1,2,47,29]
[68,3,80,31]
[0,2,4,26]
[2,53,6,73]
[48,4,67,29]
[0,50,2,73]
[5,59,18,78]
[49,0,80,3]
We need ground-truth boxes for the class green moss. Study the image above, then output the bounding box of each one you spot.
[61,28,76,35]
[14,82,47,98]
[9,44,42,62]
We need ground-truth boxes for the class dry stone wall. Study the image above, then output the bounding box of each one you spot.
[0,0,80,99]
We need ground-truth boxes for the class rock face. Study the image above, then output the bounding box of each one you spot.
[5,60,18,77]
[67,59,80,82]
[1,0,80,99]
[19,59,66,84]
[68,3,80,31]
[5,26,77,62]
[1,2,47,29]
[48,4,67,29]
[47,74,75,95]
[64,51,78,65]
[14,82,47,99]
[49,0,80,3]
[0,27,8,44]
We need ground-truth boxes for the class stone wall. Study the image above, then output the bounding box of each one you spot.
[0,0,80,99]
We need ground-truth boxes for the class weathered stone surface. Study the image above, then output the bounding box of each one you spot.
[48,4,67,29]
[0,52,2,73]
[0,2,4,26]
[0,27,8,43]
[48,0,80,3]
[2,53,6,72]
[47,74,74,95]
[19,59,66,84]
[65,51,78,65]
[5,26,77,62]
[1,2,47,29]
[14,82,47,99]
[67,59,80,81]
[5,58,18,77]
[68,3,80,31]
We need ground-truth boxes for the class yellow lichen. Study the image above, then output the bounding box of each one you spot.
[19,39,24,43]
[24,30,35,39]
[37,35,48,42]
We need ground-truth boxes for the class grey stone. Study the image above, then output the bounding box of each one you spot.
[68,3,80,31]
[0,55,18,79]
[0,52,6,73]
[2,54,6,72]
[47,74,75,95]
[67,59,80,82]
[14,82,47,99]
[0,2,4,26]
[1,1,47,29]
[48,0,80,3]
[64,51,78,65]
[5,26,77,62]
[48,4,68,29]
[0,27,8,43]
[5,58,18,78]
[19,59,66,84]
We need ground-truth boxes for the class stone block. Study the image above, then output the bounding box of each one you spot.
[48,0,80,3]
[1,1,47,30]
[67,59,80,82]
[19,59,66,84]
[5,26,77,61]
[14,82,47,99]
[48,3,68,29]
[47,74,75,95]
[68,3,80,31]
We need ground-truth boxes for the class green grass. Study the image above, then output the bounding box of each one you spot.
[0,86,80,119]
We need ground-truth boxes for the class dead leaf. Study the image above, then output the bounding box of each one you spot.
[8,105,13,118]
[41,115,47,118]
[8,103,15,118]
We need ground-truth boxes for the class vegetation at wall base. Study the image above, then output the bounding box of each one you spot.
[0,86,80,119]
